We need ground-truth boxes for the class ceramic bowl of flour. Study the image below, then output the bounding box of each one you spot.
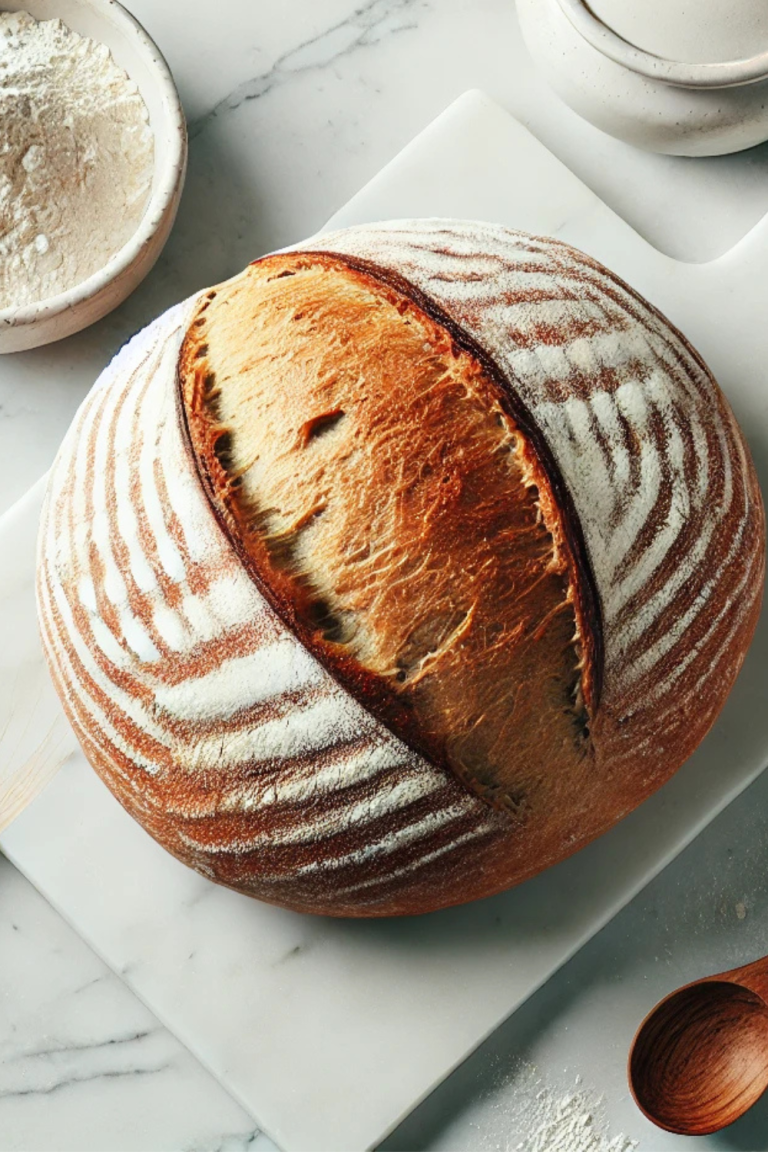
[0,0,186,354]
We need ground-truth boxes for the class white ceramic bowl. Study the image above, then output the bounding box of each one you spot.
[0,0,187,354]
[518,0,768,157]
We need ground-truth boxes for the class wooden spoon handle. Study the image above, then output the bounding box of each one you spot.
[720,955,768,1003]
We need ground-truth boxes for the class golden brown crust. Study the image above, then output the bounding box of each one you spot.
[310,249,605,712]
[179,252,599,809]
[37,221,766,918]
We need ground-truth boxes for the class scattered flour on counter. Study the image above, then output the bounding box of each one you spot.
[514,1079,638,1152]
[467,1061,640,1152]
[0,10,154,309]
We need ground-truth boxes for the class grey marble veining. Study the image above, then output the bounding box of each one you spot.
[0,855,275,1152]
[190,0,428,137]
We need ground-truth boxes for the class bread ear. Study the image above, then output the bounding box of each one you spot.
[308,221,765,803]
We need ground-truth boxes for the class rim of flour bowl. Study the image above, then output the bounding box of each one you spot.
[0,0,187,335]
[558,0,768,89]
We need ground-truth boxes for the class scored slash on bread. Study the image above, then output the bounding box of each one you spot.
[37,220,765,916]
[180,251,594,814]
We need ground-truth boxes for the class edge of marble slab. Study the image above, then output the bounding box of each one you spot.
[5,90,768,1152]
[0,855,270,1152]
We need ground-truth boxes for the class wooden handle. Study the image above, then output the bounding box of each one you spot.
[721,956,768,1004]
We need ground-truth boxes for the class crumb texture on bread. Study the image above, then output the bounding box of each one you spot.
[181,253,595,811]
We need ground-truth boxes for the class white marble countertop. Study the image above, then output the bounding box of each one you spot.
[4,2,768,1150]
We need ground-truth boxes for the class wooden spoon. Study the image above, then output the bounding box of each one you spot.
[628,957,768,1135]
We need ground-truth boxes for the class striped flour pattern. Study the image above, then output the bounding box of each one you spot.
[38,221,764,915]
[307,221,764,792]
[36,299,507,916]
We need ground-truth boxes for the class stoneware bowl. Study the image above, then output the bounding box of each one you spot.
[0,0,187,354]
[517,0,768,156]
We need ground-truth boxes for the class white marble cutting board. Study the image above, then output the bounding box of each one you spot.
[4,90,768,1152]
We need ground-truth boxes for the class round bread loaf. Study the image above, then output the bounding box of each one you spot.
[37,219,765,916]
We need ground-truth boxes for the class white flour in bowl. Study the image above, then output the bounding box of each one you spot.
[0,10,155,309]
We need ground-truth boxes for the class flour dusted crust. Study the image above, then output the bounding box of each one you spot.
[304,221,765,800]
[38,300,506,916]
[37,220,765,916]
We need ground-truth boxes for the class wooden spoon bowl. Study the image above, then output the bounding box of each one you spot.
[629,961,768,1135]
